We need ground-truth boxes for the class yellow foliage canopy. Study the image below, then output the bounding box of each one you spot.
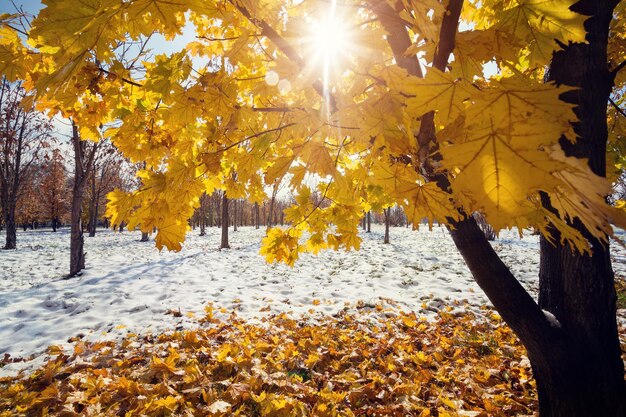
[1,0,624,262]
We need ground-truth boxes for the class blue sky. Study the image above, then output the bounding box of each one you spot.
[0,0,43,16]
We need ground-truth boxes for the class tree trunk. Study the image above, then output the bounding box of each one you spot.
[369,0,626,413]
[87,169,97,237]
[69,124,97,277]
[268,193,275,228]
[532,1,626,414]
[92,196,100,237]
[200,193,206,236]
[255,202,260,229]
[220,192,230,249]
[383,208,390,244]
[70,175,86,277]
[366,211,371,233]
[233,198,238,232]
[2,201,16,249]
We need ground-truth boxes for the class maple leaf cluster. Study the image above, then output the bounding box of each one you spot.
[0,305,543,416]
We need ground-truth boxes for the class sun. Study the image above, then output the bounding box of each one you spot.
[302,3,354,109]
[311,13,351,64]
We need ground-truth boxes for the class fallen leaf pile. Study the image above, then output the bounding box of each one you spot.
[0,304,539,416]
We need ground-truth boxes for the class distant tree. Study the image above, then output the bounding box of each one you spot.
[0,78,52,249]
[15,164,42,230]
[40,148,69,232]
[87,140,122,237]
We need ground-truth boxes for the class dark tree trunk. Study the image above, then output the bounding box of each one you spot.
[199,193,206,236]
[140,231,149,242]
[533,1,626,414]
[52,217,57,232]
[366,211,371,233]
[91,196,100,237]
[233,198,238,232]
[268,194,275,228]
[255,202,260,229]
[70,177,86,276]
[240,199,244,227]
[69,124,97,277]
[3,199,16,249]
[87,169,97,237]
[262,203,266,227]
[220,192,230,249]
[362,215,366,230]
[371,0,626,415]
[383,208,390,244]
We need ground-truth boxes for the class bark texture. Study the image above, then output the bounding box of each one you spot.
[371,0,626,414]
[69,124,98,277]
[534,1,626,414]
[220,192,230,249]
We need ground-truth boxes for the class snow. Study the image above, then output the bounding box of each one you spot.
[0,225,625,377]
[542,309,562,329]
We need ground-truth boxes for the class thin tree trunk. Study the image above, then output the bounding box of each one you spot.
[92,193,100,237]
[70,177,86,276]
[69,124,97,277]
[383,208,390,244]
[366,211,371,233]
[268,192,276,228]
[220,192,230,249]
[233,198,238,232]
[2,195,16,249]
[88,171,97,237]
[255,202,260,229]
[199,193,206,236]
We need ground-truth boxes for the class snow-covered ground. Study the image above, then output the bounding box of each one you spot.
[0,225,624,377]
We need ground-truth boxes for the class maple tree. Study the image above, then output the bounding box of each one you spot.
[2,0,626,413]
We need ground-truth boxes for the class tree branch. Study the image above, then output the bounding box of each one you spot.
[611,60,626,77]
[609,97,626,118]
[370,0,555,353]
[228,0,338,113]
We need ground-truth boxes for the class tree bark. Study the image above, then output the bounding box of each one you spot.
[371,0,626,414]
[534,1,626,414]
[255,202,260,229]
[199,192,206,236]
[88,169,97,237]
[2,201,16,249]
[383,208,390,244]
[69,124,97,277]
[220,192,230,249]
[233,198,238,232]
[366,211,371,233]
[70,174,86,276]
